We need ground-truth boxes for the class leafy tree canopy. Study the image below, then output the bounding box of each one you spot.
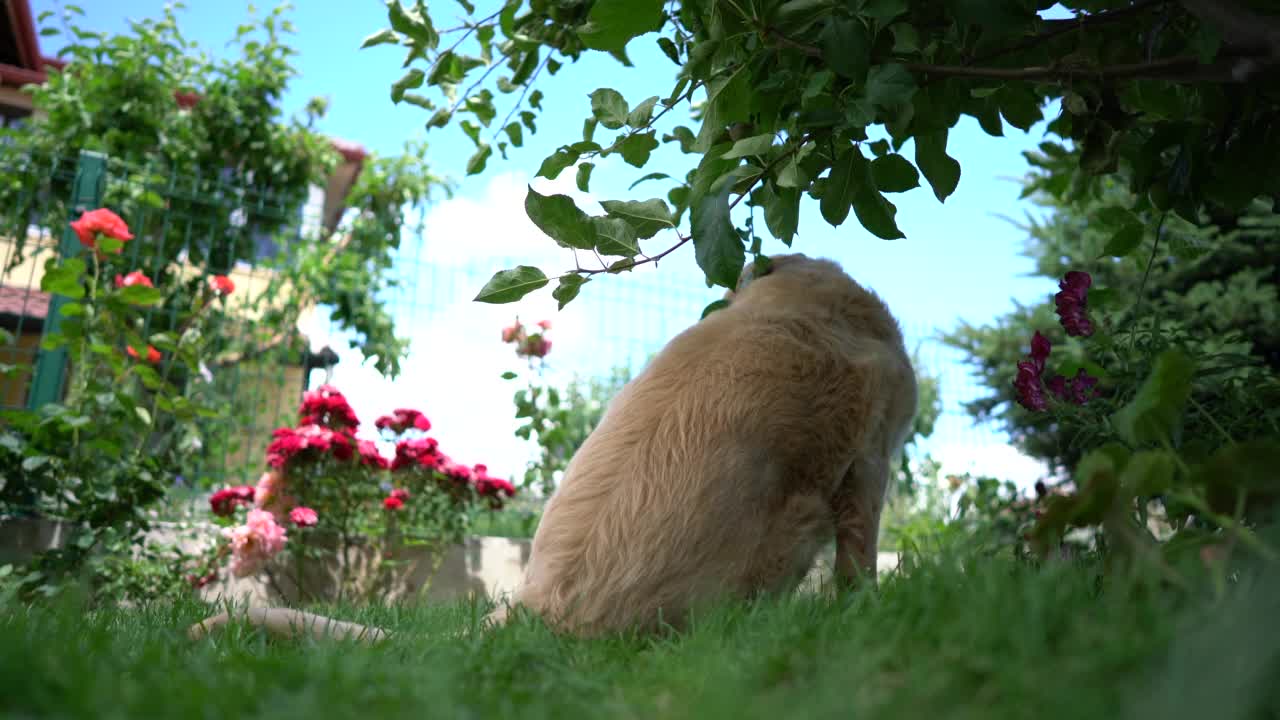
[367,0,1280,310]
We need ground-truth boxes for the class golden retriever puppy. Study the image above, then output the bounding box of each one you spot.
[188,253,916,644]
[485,252,918,636]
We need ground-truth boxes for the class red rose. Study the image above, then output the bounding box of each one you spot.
[114,270,154,289]
[209,485,255,516]
[126,344,162,364]
[375,408,431,434]
[70,208,133,250]
[383,495,404,511]
[208,275,235,296]
[288,506,319,527]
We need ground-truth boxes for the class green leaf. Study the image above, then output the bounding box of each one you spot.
[628,172,671,190]
[577,0,665,53]
[386,0,438,48]
[664,126,697,153]
[820,16,870,82]
[360,28,400,48]
[576,162,594,192]
[466,144,493,175]
[551,274,589,310]
[691,183,744,289]
[1119,450,1178,497]
[40,258,86,300]
[600,199,675,239]
[870,153,920,193]
[465,90,497,126]
[591,217,641,256]
[626,96,660,127]
[860,0,909,20]
[949,0,1035,33]
[914,130,961,202]
[722,133,775,159]
[820,146,859,226]
[618,131,659,167]
[865,63,917,109]
[773,0,836,34]
[426,108,452,128]
[58,302,84,317]
[501,371,518,380]
[134,406,152,426]
[590,88,630,129]
[657,37,680,64]
[536,148,580,180]
[1103,223,1144,258]
[474,266,550,304]
[21,455,50,472]
[524,186,596,250]
[1111,348,1197,447]
[505,121,524,147]
[761,183,800,246]
[118,285,162,307]
[851,179,906,240]
[701,299,730,319]
[401,93,435,110]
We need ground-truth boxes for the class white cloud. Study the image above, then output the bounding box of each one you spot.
[299,164,700,483]
[928,441,1055,490]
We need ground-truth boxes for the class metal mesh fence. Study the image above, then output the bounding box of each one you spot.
[1,146,1013,494]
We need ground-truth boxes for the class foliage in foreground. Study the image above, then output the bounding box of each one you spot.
[943,158,1280,473]
[2,527,1278,720]
[369,0,1280,308]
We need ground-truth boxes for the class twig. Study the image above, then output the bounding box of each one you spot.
[577,233,692,276]
[448,48,515,117]
[902,55,1235,81]
[421,8,504,81]
[767,24,1270,83]
[492,52,551,143]
[576,133,811,277]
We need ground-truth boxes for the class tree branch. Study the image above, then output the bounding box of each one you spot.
[903,52,1270,83]
[972,0,1171,66]
[492,52,551,143]
[1179,0,1280,57]
[575,133,812,278]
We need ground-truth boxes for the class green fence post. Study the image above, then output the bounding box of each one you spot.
[26,150,108,410]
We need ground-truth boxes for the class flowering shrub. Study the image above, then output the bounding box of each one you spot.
[498,317,631,499]
[1004,269,1280,572]
[196,384,516,600]
[501,316,552,361]
[0,208,238,603]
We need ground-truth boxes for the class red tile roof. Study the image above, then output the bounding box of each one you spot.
[0,284,50,320]
[1,0,64,89]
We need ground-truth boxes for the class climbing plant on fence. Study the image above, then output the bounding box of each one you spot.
[3,1,450,378]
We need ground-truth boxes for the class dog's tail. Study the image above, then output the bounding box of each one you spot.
[188,598,516,645]
[187,607,390,645]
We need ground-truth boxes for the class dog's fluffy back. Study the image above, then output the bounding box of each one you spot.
[506,253,917,636]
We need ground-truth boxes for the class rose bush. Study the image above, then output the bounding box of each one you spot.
[0,208,238,603]
[195,384,516,601]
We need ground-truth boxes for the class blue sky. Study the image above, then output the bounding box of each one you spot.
[31,1,1066,486]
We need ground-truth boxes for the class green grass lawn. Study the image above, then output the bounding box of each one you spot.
[3,536,1277,720]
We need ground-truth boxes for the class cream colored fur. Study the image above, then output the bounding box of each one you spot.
[486,253,918,637]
